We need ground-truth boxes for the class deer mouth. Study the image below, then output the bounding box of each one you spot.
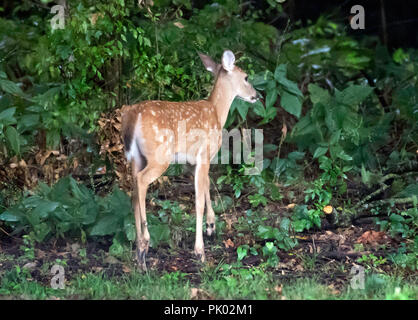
[240,96,258,103]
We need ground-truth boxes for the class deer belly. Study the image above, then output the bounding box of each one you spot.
[172,152,196,165]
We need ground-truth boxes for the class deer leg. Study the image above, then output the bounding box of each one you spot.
[131,162,145,270]
[136,162,169,270]
[194,162,210,262]
[205,175,216,238]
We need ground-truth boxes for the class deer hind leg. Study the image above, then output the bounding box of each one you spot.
[136,160,169,270]
[194,161,210,262]
[131,162,145,270]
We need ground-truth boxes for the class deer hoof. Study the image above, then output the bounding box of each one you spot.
[194,249,206,263]
[136,248,147,271]
[206,222,216,238]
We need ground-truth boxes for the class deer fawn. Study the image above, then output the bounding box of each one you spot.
[121,50,257,269]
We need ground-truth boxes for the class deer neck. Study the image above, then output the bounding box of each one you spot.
[208,77,236,128]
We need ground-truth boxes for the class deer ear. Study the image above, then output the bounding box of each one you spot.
[198,52,218,74]
[221,50,235,72]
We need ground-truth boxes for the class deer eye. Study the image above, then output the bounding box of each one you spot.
[245,76,248,82]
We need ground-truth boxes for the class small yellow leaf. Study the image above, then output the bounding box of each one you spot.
[323,205,333,214]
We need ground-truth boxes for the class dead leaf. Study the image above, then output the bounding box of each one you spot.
[281,123,287,138]
[71,243,80,253]
[92,266,103,273]
[223,238,234,248]
[36,249,46,259]
[104,256,120,264]
[190,288,212,300]
[356,231,390,245]
[286,203,296,210]
[23,262,37,270]
[274,285,283,295]
[174,21,185,29]
[328,284,340,295]
[122,265,131,273]
[19,159,27,168]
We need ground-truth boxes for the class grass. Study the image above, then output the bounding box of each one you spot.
[1,258,417,300]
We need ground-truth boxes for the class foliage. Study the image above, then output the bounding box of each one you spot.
[1,2,418,301]
[0,176,135,243]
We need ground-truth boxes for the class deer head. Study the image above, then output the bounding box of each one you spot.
[199,50,258,104]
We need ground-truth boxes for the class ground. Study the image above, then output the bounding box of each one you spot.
[0,214,416,300]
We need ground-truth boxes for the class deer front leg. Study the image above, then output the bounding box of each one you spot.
[194,162,209,262]
[205,181,216,237]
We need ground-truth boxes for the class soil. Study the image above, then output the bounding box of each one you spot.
[0,219,406,291]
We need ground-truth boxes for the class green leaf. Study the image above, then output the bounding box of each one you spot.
[149,223,170,247]
[124,216,136,241]
[32,200,60,219]
[5,126,20,155]
[337,150,353,161]
[280,217,291,231]
[308,84,331,105]
[237,245,248,261]
[90,215,120,236]
[265,88,278,109]
[274,64,287,81]
[288,151,305,161]
[232,99,250,120]
[336,85,373,107]
[313,146,328,158]
[0,107,16,125]
[0,208,23,222]
[0,79,24,96]
[396,184,418,198]
[251,71,271,89]
[252,100,266,117]
[19,114,40,130]
[280,91,302,118]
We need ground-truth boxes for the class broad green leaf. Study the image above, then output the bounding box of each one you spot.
[313,146,328,158]
[251,71,271,89]
[124,224,136,242]
[232,99,250,120]
[149,223,170,247]
[396,184,418,198]
[265,87,278,109]
[237,245,248,261]
[5,126,20,155]
[90,215,121,236]
[0,208,23,222]
[280,90,302,118]
[0,107,16,125]
[336,85,373,107]
[18,114,40,130]
[337,150,353,161]
[288,151,305,161]
[0,79,23,96]
[274,64,287,81]
[32,200,60,219]
[252,100,266,117]
[308,83,331,105]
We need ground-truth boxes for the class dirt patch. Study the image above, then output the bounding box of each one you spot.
[0,220,404,291]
